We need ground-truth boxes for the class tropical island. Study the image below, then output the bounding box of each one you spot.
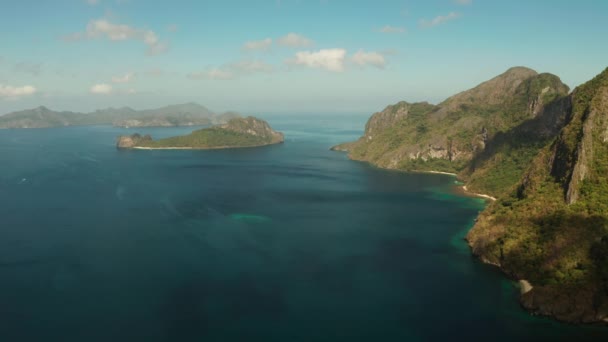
[0,102,239,129]
[333,66,608,324]
[116,116,284,150]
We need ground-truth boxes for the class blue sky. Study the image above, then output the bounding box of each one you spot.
[0,0,607,114]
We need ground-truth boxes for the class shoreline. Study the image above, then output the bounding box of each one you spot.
[424,170,458,176]
[461,185,497,201]
[133,146,194,150]
[130,141,283,151]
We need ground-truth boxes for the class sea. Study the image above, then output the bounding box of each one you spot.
[0,113,606,341]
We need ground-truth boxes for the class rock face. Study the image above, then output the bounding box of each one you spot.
[336,67,569,175]
[117,116,283,150]
[466,67,608,324]
[116,134,152,149]
[219,116,285,144]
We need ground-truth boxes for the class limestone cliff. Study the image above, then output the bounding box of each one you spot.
[336,67,569,177]
[116,134,152,149]
[218,116,285,144]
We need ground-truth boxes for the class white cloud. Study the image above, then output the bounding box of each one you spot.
[351,50,386,69]
[377,25,407,34]
[288,49,346,72]
[146,41,169,56]
[167,24,178,32]
[277,33,314,48]
[111,72,135,83]
[188,68,235,81]
[242,38,272,51]
[188,60,273,81]
[419,12,461,28]
[453,0,472,5]
[90,83,113,94]
[86,0,99,5]
[67,18,169,55]
[0,84,37,99]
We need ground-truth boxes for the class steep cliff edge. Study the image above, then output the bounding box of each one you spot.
[117,116,284,150]
[336,67,569,189]
[467,67,608,323]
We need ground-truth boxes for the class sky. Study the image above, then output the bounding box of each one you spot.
[0,0,607,115]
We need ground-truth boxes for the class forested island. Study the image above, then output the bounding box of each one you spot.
[117,116,284,150]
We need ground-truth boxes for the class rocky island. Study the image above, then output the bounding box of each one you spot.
[333,66,608,324]
[117,116,284,150]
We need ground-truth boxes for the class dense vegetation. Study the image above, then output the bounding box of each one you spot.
[140,127,273,148]
[126,116,284,149]
[467,67,608,323]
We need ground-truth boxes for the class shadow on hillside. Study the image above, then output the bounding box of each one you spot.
[465,96,572,177]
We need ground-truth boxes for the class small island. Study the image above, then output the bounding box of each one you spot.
[116,116,284,150]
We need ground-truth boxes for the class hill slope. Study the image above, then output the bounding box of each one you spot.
[334,67,570,197]
[467,67,608,323]
[0,103,237,129]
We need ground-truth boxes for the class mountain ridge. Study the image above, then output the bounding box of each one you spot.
[0,103,241,129]
[334,66,570,188]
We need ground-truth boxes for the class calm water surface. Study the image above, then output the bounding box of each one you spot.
[0,114,606,341]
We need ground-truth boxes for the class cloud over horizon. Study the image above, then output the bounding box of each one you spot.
[0,84,37,99]
[351,50,386,69]
[188,60,274,80]
[242,38,273,51]
[287,49,347,72]
[419,12,461,28]
[277,33,314,48]
[376,25,407,34]
[112,72,135,83]
[65,18,169,55]
[90,83,113,94]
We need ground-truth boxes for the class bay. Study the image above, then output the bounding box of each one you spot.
[0,114,605,341]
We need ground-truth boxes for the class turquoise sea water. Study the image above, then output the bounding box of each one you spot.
[0,114,606,341]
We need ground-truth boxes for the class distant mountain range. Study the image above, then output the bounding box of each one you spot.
[0,103,241,129]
